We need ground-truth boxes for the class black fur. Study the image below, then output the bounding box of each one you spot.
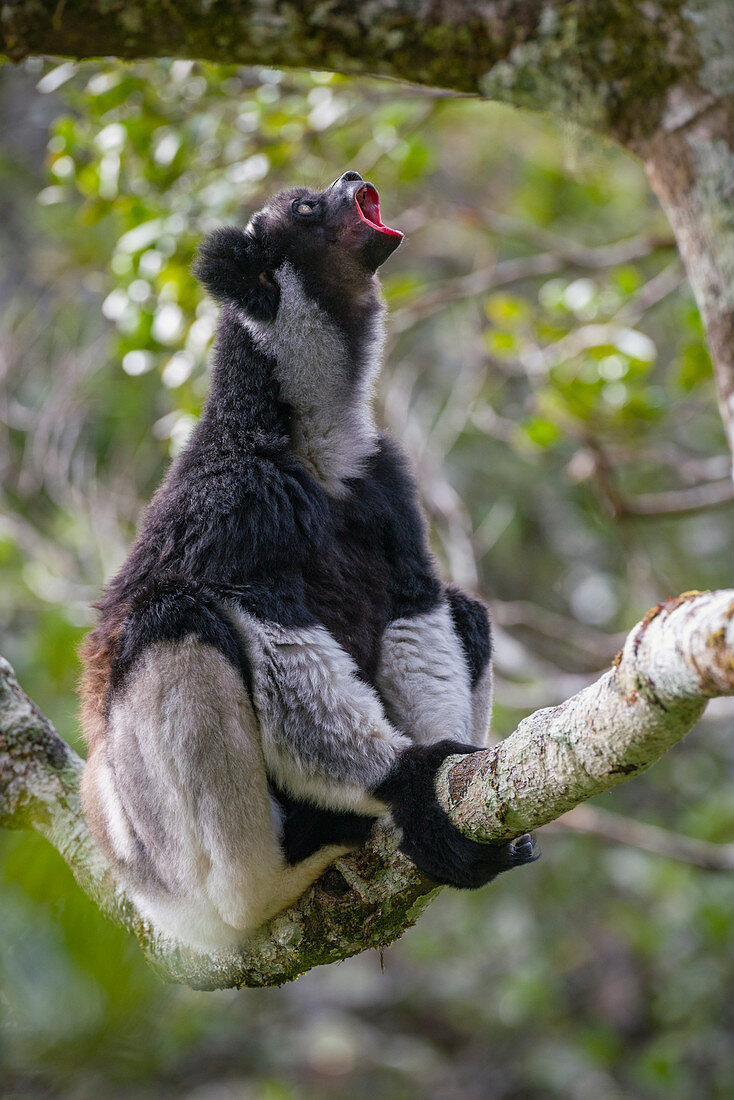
[192,227,280,320]
[375,740,537,888]
[102,366,441,688]
[270,784,377,864]
[445,587,492,688]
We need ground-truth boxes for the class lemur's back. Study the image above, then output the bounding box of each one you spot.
[83,427,434,706]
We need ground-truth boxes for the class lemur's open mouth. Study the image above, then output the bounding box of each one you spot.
[355,185,403,239]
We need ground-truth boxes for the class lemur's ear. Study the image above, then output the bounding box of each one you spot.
[192,226,279,321]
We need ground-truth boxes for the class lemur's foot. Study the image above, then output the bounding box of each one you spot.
[375,740,540,889]
[409,827,539,890]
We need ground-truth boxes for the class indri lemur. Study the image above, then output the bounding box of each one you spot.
[81,172,536,950]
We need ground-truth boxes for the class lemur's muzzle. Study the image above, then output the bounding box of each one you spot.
[329,171,403,240]
[328,171,403,270]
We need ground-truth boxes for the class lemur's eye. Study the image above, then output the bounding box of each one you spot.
[293,200,315,216]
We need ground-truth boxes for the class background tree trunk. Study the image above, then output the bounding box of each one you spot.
[638,93,734,469]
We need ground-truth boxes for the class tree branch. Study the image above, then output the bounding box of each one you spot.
[2,589,734,990]
[0,1,696,123]
[390,236,677,338]
[571,438,734,522]
[616,479,734,519]
[553,805,734,872]
[436,590,734,838]
[492,598,626,665]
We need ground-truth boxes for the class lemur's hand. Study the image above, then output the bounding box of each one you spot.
[375,740,538,888]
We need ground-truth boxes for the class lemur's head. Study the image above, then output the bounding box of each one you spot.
[194,174,402,489]
[193,171,403,325]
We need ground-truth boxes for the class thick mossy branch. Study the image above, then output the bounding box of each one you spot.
[437,590,734,838]
[1,590,733,990]
[0,2,703,136]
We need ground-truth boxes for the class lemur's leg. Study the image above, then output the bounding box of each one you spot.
[375,590,493,748]
[231,606,535,889]
[372,592,535,886]
[269,782,377,864]
[82,636,349,950]
[445,586,494,743]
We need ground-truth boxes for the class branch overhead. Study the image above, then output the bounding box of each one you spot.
[1,0,540,92]
[0,2,701,137]
[4,2,734,472]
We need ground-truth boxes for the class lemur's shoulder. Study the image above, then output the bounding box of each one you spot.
[123,439,330,582]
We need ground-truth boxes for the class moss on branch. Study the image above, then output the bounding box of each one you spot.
[0,1,706,138]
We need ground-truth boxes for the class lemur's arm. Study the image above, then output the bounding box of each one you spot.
[445,586,494,741]
[369,436,493,747]
[368,588,506,888]
[234,606,530,889]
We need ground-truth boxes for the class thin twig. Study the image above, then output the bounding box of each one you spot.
[583,440,734,519]
[390,232,677,340]
[492,598,626,664]
[553,805,734,872]
[619,479,734,518]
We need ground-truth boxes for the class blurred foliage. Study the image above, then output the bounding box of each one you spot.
[1,56,734,1100]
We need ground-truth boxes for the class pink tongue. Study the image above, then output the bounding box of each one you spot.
[355,187,403,238]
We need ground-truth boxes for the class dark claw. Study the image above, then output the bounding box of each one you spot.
[509,833,538,864]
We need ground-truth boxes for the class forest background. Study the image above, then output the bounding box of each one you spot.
[2,56,734,1099]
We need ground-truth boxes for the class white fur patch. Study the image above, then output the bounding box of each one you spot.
[242,261,382,494]
[375,602,476,746]
[93,638,322,949]
[268,793,286,839]
[93,757,136,862]
[470,660,493,747]
[229,606,407,813]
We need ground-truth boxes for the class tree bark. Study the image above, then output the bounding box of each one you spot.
[0,0,692,113]
[2,589,734,990]
[638,91,734,471]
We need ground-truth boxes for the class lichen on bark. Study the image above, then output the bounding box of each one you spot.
[479,1,695,140]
